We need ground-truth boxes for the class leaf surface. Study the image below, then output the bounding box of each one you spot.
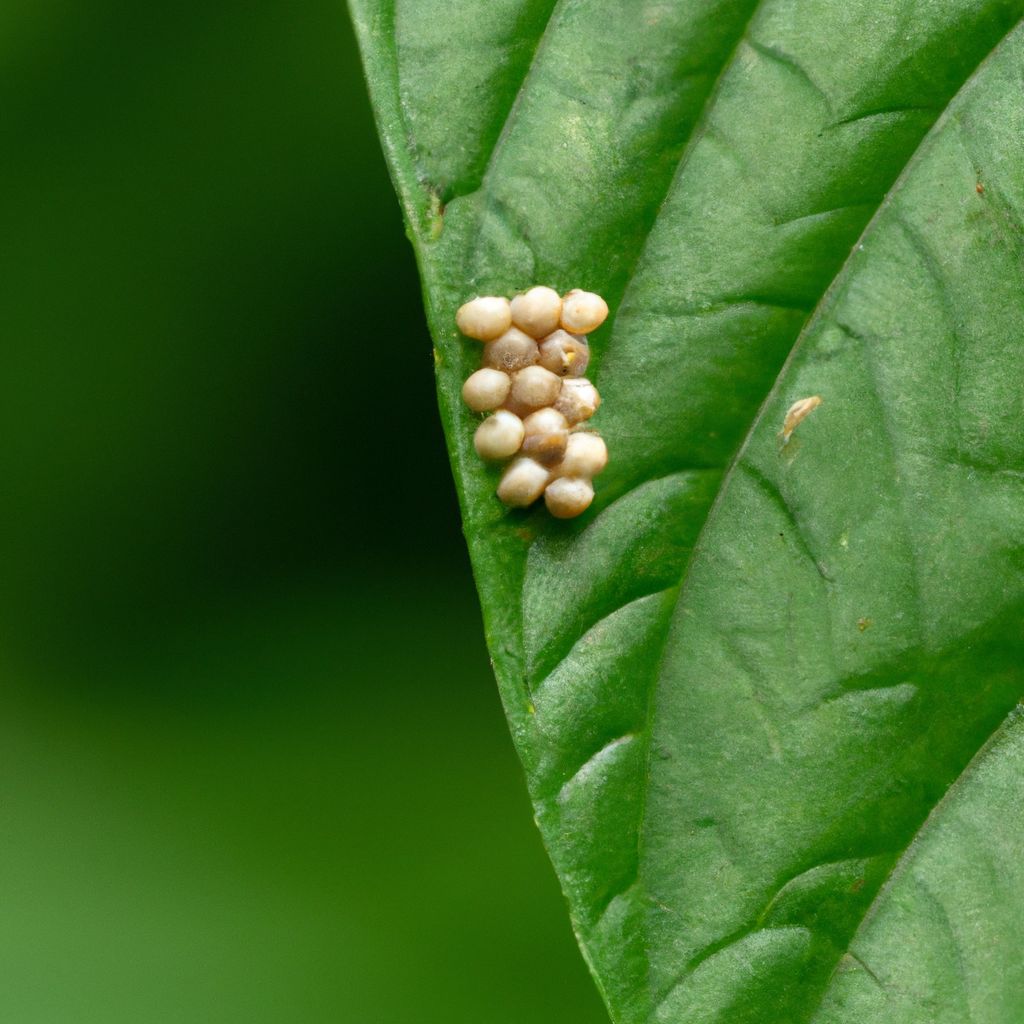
[350,2,1024,1020]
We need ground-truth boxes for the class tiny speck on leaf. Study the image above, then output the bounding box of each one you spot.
[781,395,823,443]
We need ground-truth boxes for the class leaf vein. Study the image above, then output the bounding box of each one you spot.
[804,705,1024,1022]
[557,733,638,802]
[637,16,1024,1019]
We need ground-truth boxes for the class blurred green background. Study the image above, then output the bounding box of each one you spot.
[0,1,608,1020]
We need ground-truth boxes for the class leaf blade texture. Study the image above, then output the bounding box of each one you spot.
[350,2,1024,1020]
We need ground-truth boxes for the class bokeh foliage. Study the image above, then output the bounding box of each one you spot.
[0,2,606,1020]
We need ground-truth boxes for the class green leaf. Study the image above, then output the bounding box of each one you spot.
[350,2,1024,1021]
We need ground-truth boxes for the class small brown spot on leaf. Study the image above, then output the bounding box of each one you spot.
[781,395,823,443]
[857,617,872,632]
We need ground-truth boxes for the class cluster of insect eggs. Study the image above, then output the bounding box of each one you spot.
[457,286,608,519]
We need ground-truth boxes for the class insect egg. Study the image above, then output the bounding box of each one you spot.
[538,330,590,378]
[521,407,569,465]
[474,410,525,460]
[544,476,595,519]
[554,377,601,425]
[511,286,562,338]
[482,328,540,372]
[557,431,608,479]
[456,296,512,341]
[462,368,511,412]
[456,286,609,515]
[509,365,562,412]
[560,289,608,334]
[497,457,550,507]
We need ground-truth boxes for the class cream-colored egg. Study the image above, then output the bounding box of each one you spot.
[511,286,562,339]
[560,290,608,334]
[474,410,525,460]
[538,329,590,378]
[558,431,608,478]
[510,365,562,412]
[456,296,512,341]
[482,328,540,373]
[554,377,601,424]
[462,368,511,412]
[544,477,595,519]
[521,407,569,465]
[497,457,550,507]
